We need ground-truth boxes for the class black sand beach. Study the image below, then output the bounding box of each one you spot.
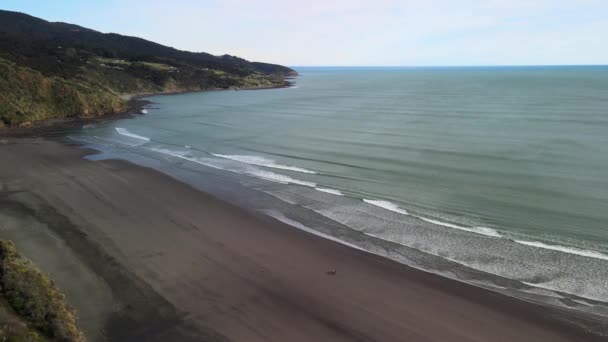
[0,137,606,341]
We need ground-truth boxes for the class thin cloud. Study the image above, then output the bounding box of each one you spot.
[3,0,607,65]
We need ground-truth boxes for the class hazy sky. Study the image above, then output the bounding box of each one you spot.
[3,0,608,66]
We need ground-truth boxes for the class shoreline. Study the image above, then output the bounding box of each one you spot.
[0,97,150,138]
[90,134,608,317]
[121,81,296,101]
[0,137,606,341]
[0,82,294,138]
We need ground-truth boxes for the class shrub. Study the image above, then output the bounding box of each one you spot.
[0,241,84,342]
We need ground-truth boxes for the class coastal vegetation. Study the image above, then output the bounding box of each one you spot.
[0,57,126,126]
[0,240,84,341]
[0,9,296,126]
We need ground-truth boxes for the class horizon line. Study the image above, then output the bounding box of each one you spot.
[288,64,608,68]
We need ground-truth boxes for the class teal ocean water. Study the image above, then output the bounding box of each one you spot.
[73,66,608,316]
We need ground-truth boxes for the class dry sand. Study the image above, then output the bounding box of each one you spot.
[0,138,605,341]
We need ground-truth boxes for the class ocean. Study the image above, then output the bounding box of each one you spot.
[72,66,608,317]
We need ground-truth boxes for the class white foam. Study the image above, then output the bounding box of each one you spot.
[521,282,567,299]
[346,197,502,239]
[212,154,316,174]
[148,147,190,157]
[315,187,344,196]
[262,210,365,251]
[149,148,316,187]
[571,299,595,307]
[141,109,148,114]
[115,127,150,141]
[416,217,502,238]
[249,169,316,187]
[514,240,608,261]
[90,135,141,147]
[363,199,409,215]
[470,226,503,238]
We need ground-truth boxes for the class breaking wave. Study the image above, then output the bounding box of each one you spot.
[416,217,502,238]
[363,199,409,215]
[115,127,150,141]
[248,169,316,187]
[261,210,365,251]
[315,187,344,196]
[149,147,316,187]
[514,240,608,261]
[212,154,317,174]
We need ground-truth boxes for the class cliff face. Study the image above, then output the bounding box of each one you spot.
[0,10,297,126]
[0,57,126,126]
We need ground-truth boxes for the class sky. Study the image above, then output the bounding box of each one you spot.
[3,0,608,66]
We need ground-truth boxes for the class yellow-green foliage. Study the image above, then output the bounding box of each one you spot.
[0,57,126,126]
[93,58,131,66]
[138,62,176,71]
[0,241,84,342]
[0,10,294,126]
[94,59,175,71]
[240,73,277,88]
[0,298,47,342]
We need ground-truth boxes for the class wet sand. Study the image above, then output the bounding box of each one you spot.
[0,138,605,341]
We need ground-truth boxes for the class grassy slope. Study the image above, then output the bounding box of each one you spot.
[0,241,84,341]
[0,57,126,126]
[0,298,47,341]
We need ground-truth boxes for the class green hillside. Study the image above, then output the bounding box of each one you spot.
[0,10,296,126]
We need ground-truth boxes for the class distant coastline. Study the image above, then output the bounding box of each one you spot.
[0,81,295,138]
[0,9,296,128]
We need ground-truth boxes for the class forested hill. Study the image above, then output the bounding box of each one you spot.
[0,10,297,126]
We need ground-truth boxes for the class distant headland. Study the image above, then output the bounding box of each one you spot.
[0,9,297,127]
